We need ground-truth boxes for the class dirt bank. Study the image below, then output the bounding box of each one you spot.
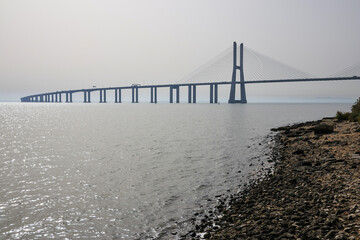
[185,119,360,239]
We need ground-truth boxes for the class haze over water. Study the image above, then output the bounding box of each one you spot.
[0,102,351,239]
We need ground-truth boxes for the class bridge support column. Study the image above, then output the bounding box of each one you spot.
[170,87,173,103]
[51,94,54,102]
[210,84,214,103]
[192,85,196,103]
[88,91,91,103]
[136,87,138,103]
[59,93,62,103]
[100,90,103,103]
[214,84,218,103]
[176,86,180,103]
[154,87,157,103]
[115,89,118,103]
[66,93,69,103]
[70,93,73,103]
[118,89,121,103]
[132,88,135,103]
[84,92,87,103]
[103,90,106,103]
[150,87,154,103]
[188,85,192,103]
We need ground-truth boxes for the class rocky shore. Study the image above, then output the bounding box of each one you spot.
[185,119,360,239]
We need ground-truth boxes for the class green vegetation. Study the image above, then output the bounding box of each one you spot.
[336,98,360,123]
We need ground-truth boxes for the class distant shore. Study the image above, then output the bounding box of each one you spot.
[184,118,360,239]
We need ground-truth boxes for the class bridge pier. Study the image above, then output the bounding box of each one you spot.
[192,85,196,103]
[176,86,180,103]
[214,84,218,103]
[136,87,138,103]
[150,87,154,103]
[154,87,157,103]
[169,86,180,103]
[188,85,191,103]
[209,84,219,103]
[132,87,139,103]
[66,92,73,103]
[59,93,62,103]
[98,89,106,103]
[100,89,106,103]
[150,87,158,103]
[170,87,173,103]
[132,88,134,103]
[115,89,120,103]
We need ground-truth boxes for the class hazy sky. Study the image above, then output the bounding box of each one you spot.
[1,0,360,102]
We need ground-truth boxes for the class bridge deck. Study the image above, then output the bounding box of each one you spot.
[20,76,360,103]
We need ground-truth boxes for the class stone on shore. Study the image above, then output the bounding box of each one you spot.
[184,120,360,240]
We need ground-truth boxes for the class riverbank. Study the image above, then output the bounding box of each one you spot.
[185,119,360,239]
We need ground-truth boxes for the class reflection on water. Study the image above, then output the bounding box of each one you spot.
[0,103,350,239]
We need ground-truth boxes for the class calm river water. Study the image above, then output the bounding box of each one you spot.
[0,103,351,239]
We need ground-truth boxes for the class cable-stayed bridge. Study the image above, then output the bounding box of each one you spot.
[20,42,360,103]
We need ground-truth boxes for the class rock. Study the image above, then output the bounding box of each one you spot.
[311,124,334,134]
[293,149,304,155]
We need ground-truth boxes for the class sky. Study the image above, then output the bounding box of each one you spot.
[1,0,360,102]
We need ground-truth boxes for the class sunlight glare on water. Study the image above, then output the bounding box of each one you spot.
[0,102,351,239]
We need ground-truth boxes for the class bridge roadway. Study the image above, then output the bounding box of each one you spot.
[20,76,360,104]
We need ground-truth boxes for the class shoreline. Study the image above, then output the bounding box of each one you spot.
[183,119,360,239]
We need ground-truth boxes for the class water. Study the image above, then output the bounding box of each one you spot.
[0,103,351,239]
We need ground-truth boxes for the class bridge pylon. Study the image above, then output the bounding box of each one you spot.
[228,42,247,103]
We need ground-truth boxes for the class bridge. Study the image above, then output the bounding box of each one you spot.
[20,42,360,104]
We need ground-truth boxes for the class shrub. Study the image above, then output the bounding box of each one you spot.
[351,97,360,114]
[336,111,350,121]
[336,98,360,122]
[349,112,360,122]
